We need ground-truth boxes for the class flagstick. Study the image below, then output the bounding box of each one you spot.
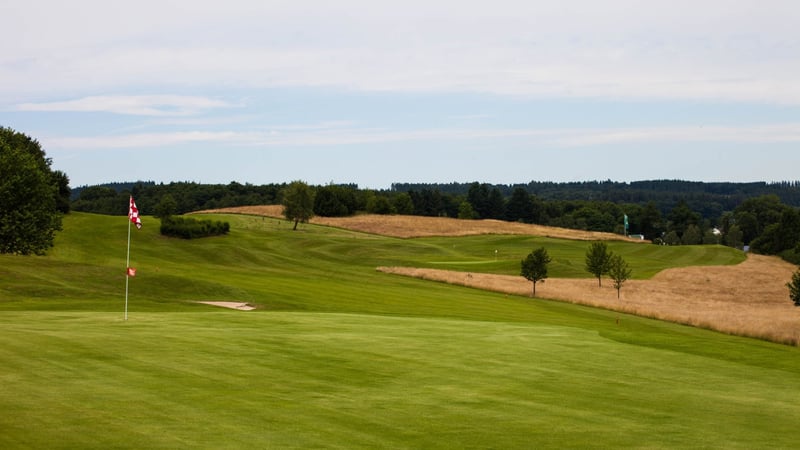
[125,217,131,321]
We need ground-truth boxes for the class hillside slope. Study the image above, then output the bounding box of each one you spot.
[198,207,798,344]
[196,205,647,241]
[380,253,799,345]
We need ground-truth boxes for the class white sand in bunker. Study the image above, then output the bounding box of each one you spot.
[198,301,256,311]
[379,254,800,345]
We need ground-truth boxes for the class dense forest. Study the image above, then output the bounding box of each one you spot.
[394,180,800,219]
[71,179,800,264]
[72,181,282,216]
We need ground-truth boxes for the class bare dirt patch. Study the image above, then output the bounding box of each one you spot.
[198,301,256,311]
[379,254,800,345]
[196,205,645,241]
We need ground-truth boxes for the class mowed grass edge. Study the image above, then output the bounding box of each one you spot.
[1,213,797,448]
[0,311,798,449]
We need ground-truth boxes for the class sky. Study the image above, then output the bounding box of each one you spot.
[1,0,799,189]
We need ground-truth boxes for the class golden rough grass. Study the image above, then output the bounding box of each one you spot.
[378,254,800,346]
[196,205,645,241]
[199,205,800,345]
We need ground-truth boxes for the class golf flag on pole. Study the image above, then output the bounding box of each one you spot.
[129,196,142,229]
[125,196,141,320]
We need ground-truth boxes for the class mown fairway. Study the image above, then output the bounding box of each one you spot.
[0,213,797,448]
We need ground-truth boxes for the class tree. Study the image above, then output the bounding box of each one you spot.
[393,193,414,215]
[52,170,71,214]
[750,209,800,255]
[366,194,394,215]
[663,231,681,246]
[486,187,506,219]
[409,188,443,217]
[466,182,489,218]
[313,184,358,217]
[458,201,477,219]
[0,127,65,255]
[282,181,316,230]
[734,211,759,245]
[724,224,744,249]
[608,254,632,299]
[521,247,551,297]
[585,242,612,287]
[667,200,701,237]
[572,204,617,232]
[505,187,534,222]
[702,229,721,245]
[787,269,800,306]
[734,195,786,245]
[313,185,348,217]
[639,201,663,240]
[154,194,178,219]
[681,224,703,245]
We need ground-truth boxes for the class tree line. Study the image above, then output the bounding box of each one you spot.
[72,181,283,216]
[71,179,800,263]
[73,179,800,225]
[393,180,800,218]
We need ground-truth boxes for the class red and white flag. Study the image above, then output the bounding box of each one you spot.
[127,267,137,277]
[129,196,142,229]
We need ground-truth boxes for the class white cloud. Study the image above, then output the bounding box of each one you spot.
[2,1,799,104]
[551,124,800,147]
[41,122,800,151]
[46,131,241,149]
[16,95,236,116]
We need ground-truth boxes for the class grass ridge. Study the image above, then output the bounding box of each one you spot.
[1,213,797,448]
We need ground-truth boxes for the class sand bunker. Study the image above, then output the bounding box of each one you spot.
[198,301,256,311]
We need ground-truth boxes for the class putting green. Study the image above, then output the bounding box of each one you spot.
[0,311,798,448]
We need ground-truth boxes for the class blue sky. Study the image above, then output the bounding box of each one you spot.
[1,0,799,189]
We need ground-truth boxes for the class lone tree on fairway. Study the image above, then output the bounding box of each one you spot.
[0,127,68,255]
[521,247,551,297]
[585,242,612,287]
[787,269,800,307]
[282,180,316,230]
[608,254,632,299]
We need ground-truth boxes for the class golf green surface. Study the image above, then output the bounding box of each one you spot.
[0,213,796,448]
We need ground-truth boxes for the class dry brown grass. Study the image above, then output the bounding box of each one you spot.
[378,254,800,346]
[196,205,646,241]
[198,205,800,345]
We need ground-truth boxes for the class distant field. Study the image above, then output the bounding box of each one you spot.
[1,212,799,448]
[197,205,647,241]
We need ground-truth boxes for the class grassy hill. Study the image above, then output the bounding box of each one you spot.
[0,212,745,312]
[0,213,797,448]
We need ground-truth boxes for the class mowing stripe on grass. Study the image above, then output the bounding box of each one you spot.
[0,311,798,449]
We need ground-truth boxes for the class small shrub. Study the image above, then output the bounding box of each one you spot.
[779,245,800,265]
[160,216,230,239]
[788,269,800,307]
